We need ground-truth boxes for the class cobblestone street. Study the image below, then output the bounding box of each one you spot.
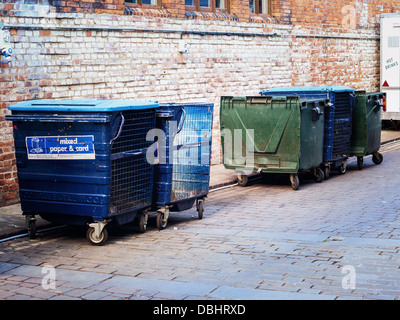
[0,141,400,301]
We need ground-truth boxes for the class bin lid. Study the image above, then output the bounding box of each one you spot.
[159,102,213,107]
[260,85,355,95]
[8,100,158,112]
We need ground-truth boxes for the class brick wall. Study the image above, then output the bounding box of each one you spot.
[273,0,398,28]
[0,0,399,205]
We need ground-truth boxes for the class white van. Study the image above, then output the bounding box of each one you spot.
[381,13,400,122]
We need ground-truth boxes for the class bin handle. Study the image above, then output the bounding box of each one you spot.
[123,149,146,157]
[311,105,324,121]
[229,96,234,109]
[350,93,356,111]
[285,96,299,108]
[110,112,125,145]
[176,108,186,135]
[110,148,148,161]
[247,97,268,104]
[367,100,382,117]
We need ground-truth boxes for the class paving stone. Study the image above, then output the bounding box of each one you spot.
[3,265,112,287]
[0,144,400,300]
[81,290,111,300]
[209,286,337,300]
[100,275,217,297]
[0,262,20,274]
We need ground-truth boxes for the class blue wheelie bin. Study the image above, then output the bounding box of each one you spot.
[260,86,355,178]
[152,102,213,229]
[6,100,158,245]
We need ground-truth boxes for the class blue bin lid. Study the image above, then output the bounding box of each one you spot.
[8,100,158,112]
[159,102,213,107]
[260,85,355,95]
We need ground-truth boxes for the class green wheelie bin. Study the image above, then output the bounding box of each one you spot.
[350,91,385,169]
[220,96,327,190]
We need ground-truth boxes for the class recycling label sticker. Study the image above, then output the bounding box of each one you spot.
[26,135,95,160]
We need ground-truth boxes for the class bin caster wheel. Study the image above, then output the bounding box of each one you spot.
[338,160,347,175]
[196,199,204,220]
[137,211,148,233]
[357,157,363,170]
[290,174,300,190]
[237,174,248,187]
[372,152,383,165]
[156,208,169,230]
[323,166,330,180]
[87,221,108,246]
[314,168,324,183]
[25,215,37,239]
[86,226,108,246]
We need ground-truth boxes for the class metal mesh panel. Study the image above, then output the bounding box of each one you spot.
[110,109,155,215]
[171,104,213,202]
[332,93,352,158]
[334,93,352,119]
[111,109,155,154]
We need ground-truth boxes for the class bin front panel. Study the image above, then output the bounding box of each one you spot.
[365,93,383,155]
[7,100,157,226]
[153,105,184,205]
[298,100,325,170]
[351,91,383,156]
[351,91,368,155]
[331,92,353,159]
[260,86,354,163]
[10,113,114,221]
[220,96,301,173]
[110,109,155,216]
[171,104,213,203]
